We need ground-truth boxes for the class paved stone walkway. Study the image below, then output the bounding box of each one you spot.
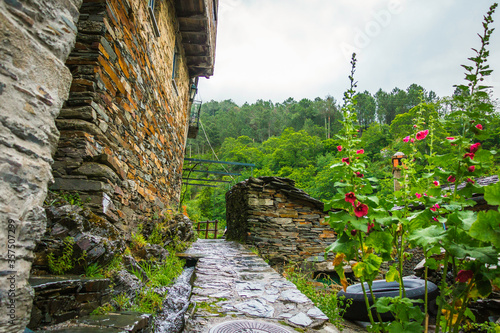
[183,239,341,333]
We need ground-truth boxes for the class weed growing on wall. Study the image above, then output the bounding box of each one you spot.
[325,4,500,332]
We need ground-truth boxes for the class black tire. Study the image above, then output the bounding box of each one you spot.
[338,278,438,322]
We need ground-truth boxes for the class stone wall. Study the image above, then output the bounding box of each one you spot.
[50,0,196,235]
[0,0,82,331]
[226,177,336,269]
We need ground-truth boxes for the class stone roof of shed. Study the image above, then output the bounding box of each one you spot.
[238,176,325,211]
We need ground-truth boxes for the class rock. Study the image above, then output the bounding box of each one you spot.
[112,269,143,299]
[122,255,148,283]
[288,312,313,327]
[132,244,169,263]
[234,298,275,318]
[279,289,311,304]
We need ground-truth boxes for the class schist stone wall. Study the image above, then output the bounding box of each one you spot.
[50,0,196,234]
[0,0,82,331]
[226,177,336,268]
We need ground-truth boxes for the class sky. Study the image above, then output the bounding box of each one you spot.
[196,0,500,106]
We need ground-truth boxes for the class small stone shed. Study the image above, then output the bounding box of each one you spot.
[226,177,336,270]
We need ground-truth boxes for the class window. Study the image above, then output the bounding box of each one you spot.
[171,43,180,95]
[148,0,160,37]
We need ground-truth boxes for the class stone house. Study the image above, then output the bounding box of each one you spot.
[0,0,218,331]
[226,177,336,271]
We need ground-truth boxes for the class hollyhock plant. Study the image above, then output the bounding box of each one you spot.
[447,137,455,140]
[476,123,483,130]
[456,270,474,283]
[416,129,429,140]
[356,149,364,154]
[470,142,481,153]
[466,178,475,184]
[341,157,350,164]
[430,204,440,212]
[411,138,415,143]
[367,221,375,233]
[354,201,369,217]
[403,136,410,143]
[351,229,357,236]
[355,171,364,178]
[433,180,440,186]
[415,193,422,199]
[468,165,475,172]
[337,145,343,152]
[345,192,356,204]
[447,175,456,183]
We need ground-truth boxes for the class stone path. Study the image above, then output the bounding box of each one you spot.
[182,239,341,333]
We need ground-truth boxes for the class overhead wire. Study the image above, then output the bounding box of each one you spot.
[199,119,235,181]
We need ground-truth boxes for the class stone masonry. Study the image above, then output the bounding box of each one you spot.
[226,177,336,270]
[50,0,210,234]
[0,0,82,331]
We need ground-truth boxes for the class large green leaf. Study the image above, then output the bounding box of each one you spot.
[447,210,477,231]
[408,225,445,250]
[469,210,500,248]
[447,243,498,264]
[325,232,358,259]
[352,253,382,281]
[366,231,393,260]
[484,181,500,206]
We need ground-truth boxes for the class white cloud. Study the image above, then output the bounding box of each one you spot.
[198,1,500,106]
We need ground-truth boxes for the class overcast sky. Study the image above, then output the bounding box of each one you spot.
[196,0,500,106]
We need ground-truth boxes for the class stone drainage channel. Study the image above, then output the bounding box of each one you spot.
[155,239,340,333]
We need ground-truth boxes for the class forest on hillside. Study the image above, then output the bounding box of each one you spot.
[181,84,500,226]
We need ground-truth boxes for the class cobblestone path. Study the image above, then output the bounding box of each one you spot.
[183,239,340,333]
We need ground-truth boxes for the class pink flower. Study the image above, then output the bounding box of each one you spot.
[411,138,415,143]
[403,136,410,143]
[355,171,364,178]
[448,175,456,183]
[466,178,475,184]
[463,153,475,160]
[341,157,350,165]
[476,124,483,130]
[446,137,455,140]
[433,181,440,186]
[356,149,364,154]
[456,270,473,283]
[354,202,369,218]
[430,204,440,212]
[468,165,475,172]
[415,193,422,199]
[367,221,375,233]
[337,145,343,152]
[345,192,356,204]
[416,129,429,140]
[470,143,481,153]
[433,217,439,222]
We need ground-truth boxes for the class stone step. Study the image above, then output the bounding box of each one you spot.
[33,311,152,333]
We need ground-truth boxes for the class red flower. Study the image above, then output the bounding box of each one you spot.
[351,229,357,236]
[476,124,483,130]
[470,142,481,153]
[430,204,440,212]
[403,136,410,143]
[456,270,473,283]
[342,157,350,165]
[354,202,369,217]
[356,149,364,154]
[415,193,422,199]
[411,138,415,143]
[466,178,475,184]
[433,180,440,186]
[468,165,475,172]
[345,192,356,204]
[355,171,364,178]
[367,221,375,233]
[463,153,475,160]
[416,129,429,140]
[433,217,439,222]
[447,175,456,183]
[446,137,455,140]
[337,145,343,152]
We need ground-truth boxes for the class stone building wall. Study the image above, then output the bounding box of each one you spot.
[226,177,336,269]
[50,0,204,234]
[0,0,82,331]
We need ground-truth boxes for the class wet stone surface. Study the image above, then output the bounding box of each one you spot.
[182,239,331,332]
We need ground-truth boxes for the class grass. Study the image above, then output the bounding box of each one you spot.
[284,264,350,330]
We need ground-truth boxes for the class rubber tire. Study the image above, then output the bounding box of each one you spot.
[338,278,438,322]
